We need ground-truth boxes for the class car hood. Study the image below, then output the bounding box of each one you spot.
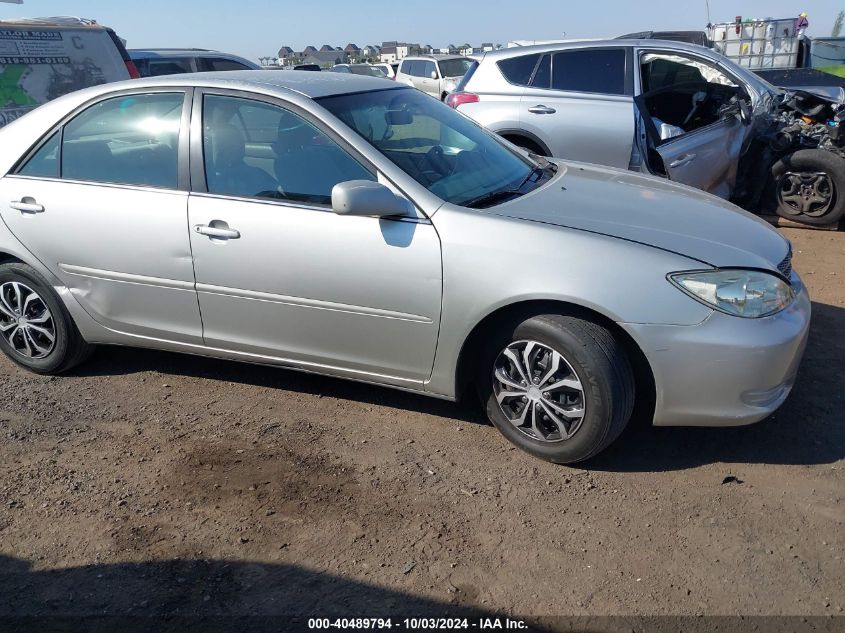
[491,161,790,271]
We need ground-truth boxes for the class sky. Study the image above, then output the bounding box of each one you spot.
[1,1,842,62]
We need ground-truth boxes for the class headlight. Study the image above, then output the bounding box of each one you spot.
[669,269,795,318]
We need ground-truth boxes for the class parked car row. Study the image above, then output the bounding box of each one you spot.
[446,39,845,226]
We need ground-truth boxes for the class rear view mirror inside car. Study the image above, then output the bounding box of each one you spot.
[385,109,413,125]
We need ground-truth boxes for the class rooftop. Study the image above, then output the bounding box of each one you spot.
[109,69,403,99]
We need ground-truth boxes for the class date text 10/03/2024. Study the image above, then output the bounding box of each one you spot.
[307,618,529,630]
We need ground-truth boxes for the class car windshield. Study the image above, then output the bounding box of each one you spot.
[438,58,474,78]
[318,88,549,207]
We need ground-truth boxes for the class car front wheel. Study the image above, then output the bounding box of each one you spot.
[0,262,92,374]
[479,314,634,464]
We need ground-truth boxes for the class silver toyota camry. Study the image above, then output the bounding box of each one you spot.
[0,71,810,463]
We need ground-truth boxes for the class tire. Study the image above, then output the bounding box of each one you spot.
[764,149,845,225]
[501,134,547,157]
[478,314,634,464]
[0,262,92,374]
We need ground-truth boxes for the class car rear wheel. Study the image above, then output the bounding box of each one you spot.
[0,262,92,374]
[766,149,845,225]
[479,314,634,464]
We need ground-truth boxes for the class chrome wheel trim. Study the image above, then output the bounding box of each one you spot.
[778,171,834,217]
[0,281,56,359]
[492,340,586,443]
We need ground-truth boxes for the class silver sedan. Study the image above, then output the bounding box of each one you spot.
[0,71,810,463]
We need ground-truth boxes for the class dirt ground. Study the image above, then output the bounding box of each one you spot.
[0,227,843,627]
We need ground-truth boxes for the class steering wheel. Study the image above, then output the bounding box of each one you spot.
[425,145,452,178]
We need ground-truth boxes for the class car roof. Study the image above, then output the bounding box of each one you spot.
[130,48,215,55]
[0,16,111,30]
[403,54,465,61]
[103,70,403,99]
[482,38,714,59]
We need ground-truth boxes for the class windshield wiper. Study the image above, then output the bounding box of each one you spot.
[463,165,549,209]
[463,188,524,209]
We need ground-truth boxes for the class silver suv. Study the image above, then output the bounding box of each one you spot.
[396,55,474,100]
[447,39,845,226]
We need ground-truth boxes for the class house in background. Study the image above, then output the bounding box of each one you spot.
[300,49,345,68]
[344,43,361,60]
[277,46,296,65]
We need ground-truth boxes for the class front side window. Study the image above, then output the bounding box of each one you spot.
[319,88,550,207]
[61,92,183,188]
[202,95,373,204]
[551,49,627,95]
[639,52,742,138]
[422,61,437,78]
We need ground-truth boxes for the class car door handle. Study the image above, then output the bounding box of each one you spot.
[9,199,44,214]
[194,224,241,240]
[528,105,556,115]
[669,154,697,168]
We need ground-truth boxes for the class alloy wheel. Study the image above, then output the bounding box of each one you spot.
[778,171,834,217]
[0,281,56,359]
[492,340,586,442]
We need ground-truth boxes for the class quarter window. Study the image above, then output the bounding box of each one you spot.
[17,130,61,178]
[551,49,627,95]
[202,95,373,205]
[497,53,540,86]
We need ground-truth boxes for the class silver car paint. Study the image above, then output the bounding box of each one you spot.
[0,72,809,429]
[457,40,780,195]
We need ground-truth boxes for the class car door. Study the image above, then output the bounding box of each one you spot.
[634,49,750,198]
[518,47,635,167]
[187,91,442,386]
[0,89,203,343]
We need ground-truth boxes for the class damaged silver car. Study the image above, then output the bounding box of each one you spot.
[448,39,845,225]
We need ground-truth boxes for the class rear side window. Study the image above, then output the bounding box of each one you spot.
[497,53,540,86]
[200,57,253,72]
[531,54,551,88]
[144,57,194,77]
[61,92,184,188]
[399,60,414,75]
[551,49,627,95]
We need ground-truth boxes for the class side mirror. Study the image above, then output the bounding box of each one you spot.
[331,180,410,217]
[430,71,438,80]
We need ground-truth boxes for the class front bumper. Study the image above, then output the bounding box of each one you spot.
[622,276,811,427]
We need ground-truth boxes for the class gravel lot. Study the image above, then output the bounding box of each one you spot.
[0,227,843,626]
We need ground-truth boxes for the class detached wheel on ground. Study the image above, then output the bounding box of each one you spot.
[765,149,845,225]
[0,262,92,374]
[479,314,635,464]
